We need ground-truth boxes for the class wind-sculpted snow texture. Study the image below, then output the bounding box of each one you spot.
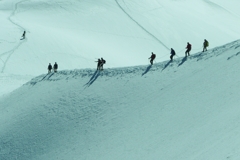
[1,40,240,159]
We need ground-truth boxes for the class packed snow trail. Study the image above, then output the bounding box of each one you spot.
[115,0,170,51]
[0,41,25,73]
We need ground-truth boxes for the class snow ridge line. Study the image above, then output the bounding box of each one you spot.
[115,0,170,51]
[0,0,28,73]
[25,39,240,86]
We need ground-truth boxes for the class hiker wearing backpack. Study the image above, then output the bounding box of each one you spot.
[48,63,52,73]
[170,48,176,60]
[53,62,58,72]
[203,39,209,52]
[21,31,26,40]
[100,57,106,70]
[149,52,156,65]
[95,59,102,70]
[185,42,192,56]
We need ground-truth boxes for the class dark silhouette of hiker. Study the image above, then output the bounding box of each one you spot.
[53,62,58,72]
[202,39,209,52]
[48,63,52,73]
[99,57,106,70]
[185,42,191,56]
[170,48,176,60]
[21,31,26,39]
[149,52,156,65]
[95,59,102,70]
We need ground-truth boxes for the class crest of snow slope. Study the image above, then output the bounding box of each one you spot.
[0,40,240,159]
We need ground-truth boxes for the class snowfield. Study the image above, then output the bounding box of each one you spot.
[1,0,240,159]
[1,40,240,159]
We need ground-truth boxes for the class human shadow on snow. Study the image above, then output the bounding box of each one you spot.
[162,60,172,71]
[178,56,187,67]
[84,70,100,87]
[142,65,152,76]
[227,51,240,60]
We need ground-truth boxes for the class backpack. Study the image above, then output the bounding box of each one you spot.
[102,59,106,64]
[152,54,156,59]
[206,41,209,47]
[54,64,58,69]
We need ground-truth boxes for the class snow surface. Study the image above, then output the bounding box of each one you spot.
[1,0,240,96]
[1,0,240,159]
[1,40,240,159]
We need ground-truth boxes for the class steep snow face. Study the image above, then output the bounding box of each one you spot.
[0,40,240,160]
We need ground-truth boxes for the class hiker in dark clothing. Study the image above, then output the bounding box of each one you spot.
[99,57,106,70]
[53,62,58,72]
[203,39,209,52]
[95,59,102,70]
[149,52,156,65]
[170,48,176,60]
[48,63,52,73]
[22,31,26,39]
[185,42,192,56]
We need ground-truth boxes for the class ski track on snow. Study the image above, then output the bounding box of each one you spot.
[115,0,170,51]
[203,0,232,14]
[0,0,28,73]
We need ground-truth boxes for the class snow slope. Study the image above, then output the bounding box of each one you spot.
[0,40,240,159]
[1,0,240,97]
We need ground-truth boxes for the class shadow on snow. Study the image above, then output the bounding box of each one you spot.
[178,56,187,67]
[162,60,172,71]
[142,65,152,76]
[84,70,100,87]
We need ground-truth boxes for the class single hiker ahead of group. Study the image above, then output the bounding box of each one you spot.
[20,31,26,40]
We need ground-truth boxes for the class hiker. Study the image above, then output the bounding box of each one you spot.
[170,48,176,60]
[203,39,209,52]
[22,31,26,39]
[53,62,58,72]
[48,63,52,73]
[185,42,192,56]
[99,57,106,70]
[95,59,102,70]
[149,52,156,65]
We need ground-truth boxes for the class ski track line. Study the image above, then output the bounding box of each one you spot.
[8,0,29,30]
[1,41,24,73]
[203,0,232,14]
[115,0,170,51]
[203,0,240,19]
[1,0,29,73]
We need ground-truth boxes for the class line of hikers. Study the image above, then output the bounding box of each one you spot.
[46,40,209,72]
[48,62,58,73]
[149,39,209,64]
[46,58,106,73]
